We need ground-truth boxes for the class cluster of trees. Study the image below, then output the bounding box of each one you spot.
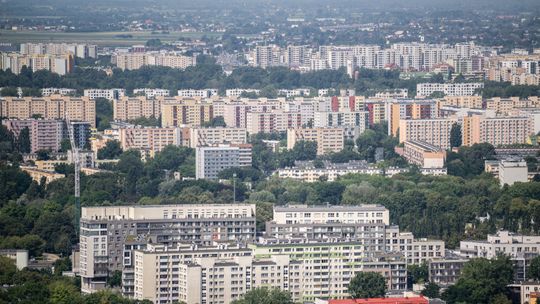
[0,256,151,304]
[248,169,540,247]
[3,58,538,99]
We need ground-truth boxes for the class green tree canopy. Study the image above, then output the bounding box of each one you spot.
[231,287,294,304]
[348,271,387,299]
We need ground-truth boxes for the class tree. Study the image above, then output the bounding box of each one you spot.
[291,140,317,161]
[18,127,31,153]
[108,270,122,287]
[36,149,50,160]
[95,98,112,131]
[60,138,72,153]
[450,123,462,148]
[49,280,83,304]
[408,263,429,285]
[529,256,540,280]
[231,287,293,304]
[0,256,17,285]
[97,140,123,160]
[202,116,227,127]
[421,282,440,298]
[348,271,387,299]
[443,256,513,304]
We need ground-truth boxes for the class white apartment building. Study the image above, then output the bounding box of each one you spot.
[460,230,540,260]
[499,160,528,186]
[132,243,290,304]
[41,88,77,96]
[177,89,218,98]
[416,83,484,97]
[133,88,170,98]
[20,43,97,58]
[195,144,252,179]
[225,89,261,98]
[84,89,126,100]
[272,204,390,226]
[189,127,248,148]
[386,226,445,265]
[313,111,369,140]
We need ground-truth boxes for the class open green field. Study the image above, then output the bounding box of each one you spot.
[0,30,222,47]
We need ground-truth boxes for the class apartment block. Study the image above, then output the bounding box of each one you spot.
[118,127,182,154]
[222,102,281,128]
[133,88,170,98]
[132,243,289,304]
[161,98,214,127]
[439,96,483,109]
[225,89,261,98]
[313,111,368,140]
[20,43,97,58]
[462,114,532,147]
[177,89,218,98]
[2,119,64,152]
[195,144,252,179]
[429,258,468,287]
[499,160,528,186]
[84,89,126,101]
[114,53,196,70]
[385,226,445,265]
[266,204,389,240]
[251,240,407,301]
[0,249,29,270]
[246,110,302,134]
[0,95,96,127]
[398,118,455,149]
[365,100,387,126]
[388,100,438,137]
[113,96,161,121]
[20,166,65,184]
[189,127,248,148]
[0,52,74,75]
[79,204,256,294]
[460,230,540,260]
[416,83,484,97]
[41,88,77,97]
[287,128,345,155]
[402,140,446,168]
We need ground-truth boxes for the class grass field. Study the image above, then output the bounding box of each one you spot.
[0,30,222,46]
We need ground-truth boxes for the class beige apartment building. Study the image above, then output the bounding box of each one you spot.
[20,166,65,184]
[113,96,161,121]
[439,96,483,109]
[287,128,344,155]
[402,140,446,168]
[462,114,532,147]
[133,243,290,304]
[0,95,95,127]
[118,127,182,154]
[246,110,302,134]
[189,127,248,148]
[114,53,196,70]
[161,98,214,127]
[398,118,455,149]
[485,97,540,115]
